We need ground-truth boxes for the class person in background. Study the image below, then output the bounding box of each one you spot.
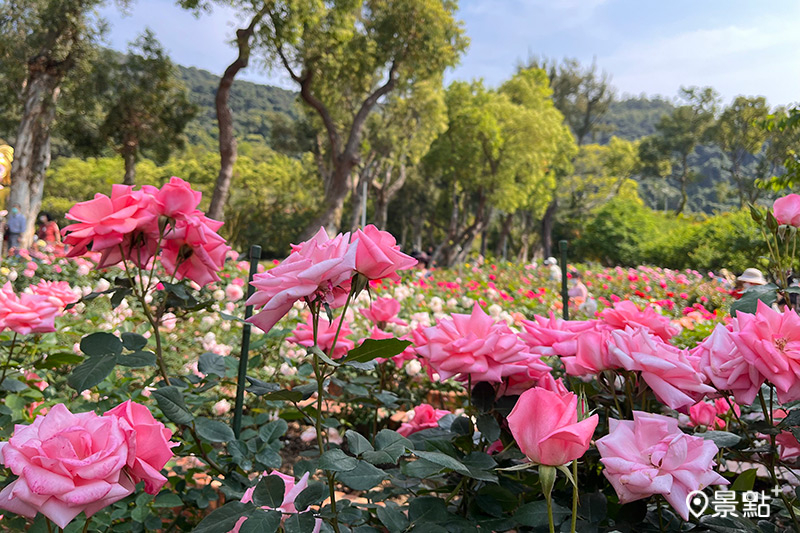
[6,203,25,252]
[36,212,60,244]
[568,271,589,304]
[730,268,767,299]
[544,256,562,283]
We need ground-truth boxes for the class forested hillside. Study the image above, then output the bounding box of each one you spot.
[174,65,298,148]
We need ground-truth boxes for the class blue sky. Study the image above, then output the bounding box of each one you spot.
[99,0,800,106]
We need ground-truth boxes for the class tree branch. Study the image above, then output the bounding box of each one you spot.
[343,60,400,159]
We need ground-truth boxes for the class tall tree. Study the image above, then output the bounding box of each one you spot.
[638,86,718,214]
[101,31,196,185]
[259,0,467,238]
[352,79,446,230]
[523,57,615,257]
[2,0,108,245]
[424,70,574,265]
[714,95,770,207]
[179,0,273,221]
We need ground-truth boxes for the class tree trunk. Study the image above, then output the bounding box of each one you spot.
[301,164,354,238]
[675,154,688,215]
[540,197,558,259]
[374,190,389,230]
[349,173,364,232]
[9,62,62,247]
[495,213,513,258]
[208,12,268,222]
[122,143,136,185]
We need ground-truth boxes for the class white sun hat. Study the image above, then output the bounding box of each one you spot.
[737,268,767,285]
[544,257,558,266]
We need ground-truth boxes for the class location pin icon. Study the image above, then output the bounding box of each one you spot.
[686,490,709,519]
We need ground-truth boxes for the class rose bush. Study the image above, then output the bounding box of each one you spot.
[3,184,800,532]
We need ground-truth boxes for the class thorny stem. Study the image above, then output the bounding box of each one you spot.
[570,460,579,533]
[546,494,556,533]
[758,389,800,530]
[0,332,19,386]
[187,423,225,476]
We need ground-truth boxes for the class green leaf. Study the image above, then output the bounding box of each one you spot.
[152,386,194,425]
[117,350,156,368]
[377,501,409,532]
[294,481,327,512]
[195,417,235,443]
[0,378,27,392]
[515,500,570,527]
[239,509,281,533]
[450,416,473,436]
[261,389,303,402]
[219,312,245,323]
[731,284,778,316]
[245,377,280,396]
[342,338,412,364]
[337,460,386,491]
[153,492,183,508]
[309,345,340,367]
[411,450,470,476]
[258,419,288,444]
[471,382,496,413]
[702,431,742,448]
[283,512,318,533]
[346,430,374,456]
[67,354,117,391]
[730,468,758,492]
[199,352,226,377]
[80,332,123,357]
[252,475,285,508]
[374,429,412,462]
[191,501,251,533]
[408,496,448,524]
[476,414,500,442]
[319,449,358,472]
[34,352,83,369]
[121,332,148,351]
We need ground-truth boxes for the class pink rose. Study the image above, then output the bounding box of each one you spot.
[160,214,230,287]
[287,313,355,360]
[351,225,417,281]
[694,322,764,406]
[0,404,134,528]
[608,327,714,410]
[397,404,451,436]
[519,314,599,358]
[30,280,80,310]
[772,411,800,460]
[414,304,531,382]
[247,228,356,333]
[773,193,800,226]
[502,356,555,397]
[225,283,244,302]
[104,400,177,494]
[601,300,678,341]
[143,176,202,219]
[507,386,598,466]
[597,411,729,520]
[734,301,800,403]
[359,297,407,327]
[689,401,724,429]
[63,185,157,267]
[562,328,619,376]
[231,471,322,533]
[0,282,59,335]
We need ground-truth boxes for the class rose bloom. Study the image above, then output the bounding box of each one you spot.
[225,283,244,302]
[608,327,714,411]
[415,304,532,383]
[351,225,417,281]
[597,411,728,520]
[0,404,134,528]
[0,282,59,335]
[689,401,725,429]
[507,386,598,466]
[231,471,322,533]
[247,228,356,333]
[142,176,202,219]
[562,328,619,377]
[734,301,800,403]
[519,314,599,358]
[773,193,800,226]
[104,400,177,494]
[29,280,80,310]
[359,296,407,327]
[772,410,800,461]
[694,322,764,406]
[159,213,230,287]
[501,355,555,396]
[397,404,451,436]
[287,313,355,360]
[601,300,678,341]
